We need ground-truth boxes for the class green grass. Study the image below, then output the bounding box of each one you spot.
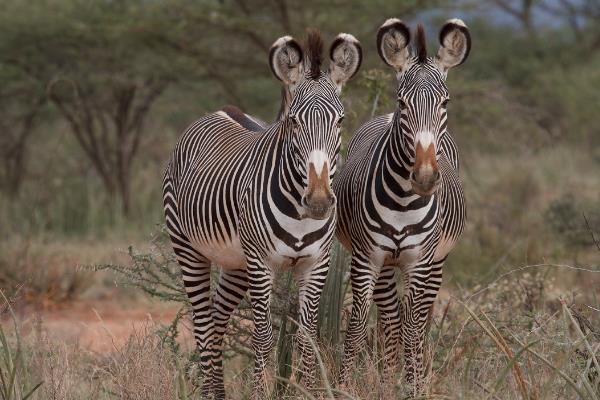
[0,292,43,400]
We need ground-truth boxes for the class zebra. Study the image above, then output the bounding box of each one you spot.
[162,30,362,399]
[334,19,470,394]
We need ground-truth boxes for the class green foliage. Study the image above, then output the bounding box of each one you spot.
[0,0,598,330]
[546,194,600,249]
[318,241,349,349]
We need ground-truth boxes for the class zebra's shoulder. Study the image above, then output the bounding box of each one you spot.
[347,113,393,158]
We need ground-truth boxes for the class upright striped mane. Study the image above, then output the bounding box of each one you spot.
[414,24,427,63]
[305,28,324,80]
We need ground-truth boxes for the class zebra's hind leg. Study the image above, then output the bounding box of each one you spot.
[171,245,214,398]
[211,269,249,400]
[373,266,402,382]
[293,256,330,391]
[400,260,443,396]
[247,257,275,400]
[339,253,380,387]
[163,173,215,397]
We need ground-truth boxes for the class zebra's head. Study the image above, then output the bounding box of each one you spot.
[269,30,362,219]
[377,19,471,196]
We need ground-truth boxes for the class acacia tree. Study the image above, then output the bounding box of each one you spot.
[0,1,177,215]
[0,0,443,216]
[154,0,440,116]
[47,77,169,215]
[0,66,46,196]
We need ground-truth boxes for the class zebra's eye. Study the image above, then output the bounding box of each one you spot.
[337,116,345,127]
[399,99,407,109]
[441,99,450,108]
[290,115,299,126]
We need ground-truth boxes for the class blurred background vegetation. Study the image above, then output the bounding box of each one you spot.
[0,1,598,398]
[1,0,597,283]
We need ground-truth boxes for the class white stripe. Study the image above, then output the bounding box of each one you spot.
[415,131,434,149]
[307,150,329,178]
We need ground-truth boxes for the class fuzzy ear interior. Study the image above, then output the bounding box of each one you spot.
[328,33,362,89]
[377,18,411,72]
[435,19,471,73]
[269,36,304,85]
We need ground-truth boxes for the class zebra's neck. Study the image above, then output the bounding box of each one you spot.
[378,110,413,196]
[266,121,305,218]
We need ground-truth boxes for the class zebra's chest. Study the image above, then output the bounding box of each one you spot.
[368,198,438,267]
[264,217,332,269]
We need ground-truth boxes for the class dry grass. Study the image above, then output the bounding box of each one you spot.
[1,226,598,399]
[0,237,151,309]
[2,265,598,400]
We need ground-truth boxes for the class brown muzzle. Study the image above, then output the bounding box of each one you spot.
[410,142,441,196]
[302,162,335,220]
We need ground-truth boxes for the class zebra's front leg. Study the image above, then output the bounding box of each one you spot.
[247,258,275,399]
[211,269,249,400]
[339,254,380,387]
[373,266,402,381]
[400,260,443,396]
[293,256,330,391]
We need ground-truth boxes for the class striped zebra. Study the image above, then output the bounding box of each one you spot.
[335,19,470,394]
[163,30,362,399]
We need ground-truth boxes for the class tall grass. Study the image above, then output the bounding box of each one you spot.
[2,262,599,399]
[0,166,162,239]
[0,292,43,400]
[88,228,600,399]
[318,241,349,349]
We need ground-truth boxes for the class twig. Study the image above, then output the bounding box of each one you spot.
[510,335,591,400]
[475,380,503,400]
[467,263,600,301]
[583,213,600,251]
[457,300,529,400]
[561,299,600,375]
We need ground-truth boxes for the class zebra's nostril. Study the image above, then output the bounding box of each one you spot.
[301,196,308,208]
[327,194,335,206]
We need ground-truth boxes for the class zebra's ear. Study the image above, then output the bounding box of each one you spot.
[269,36,304,85]
[435,19,471,73]
[377,18,411,72]
[328,33,362,90]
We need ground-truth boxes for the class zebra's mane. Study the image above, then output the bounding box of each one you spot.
[414,24,427,63]
[305,28,324,80]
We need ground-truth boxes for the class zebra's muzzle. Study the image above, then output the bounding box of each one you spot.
[410,170,441,196]
[301,193,335,220]
[411,141,441,196]
[302,158,335,219]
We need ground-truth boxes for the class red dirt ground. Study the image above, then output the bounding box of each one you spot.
[12,300,192,353]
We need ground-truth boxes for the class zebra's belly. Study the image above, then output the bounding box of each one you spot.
[194,236,247,270]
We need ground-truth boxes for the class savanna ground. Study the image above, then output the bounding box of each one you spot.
[1,1,599,399]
